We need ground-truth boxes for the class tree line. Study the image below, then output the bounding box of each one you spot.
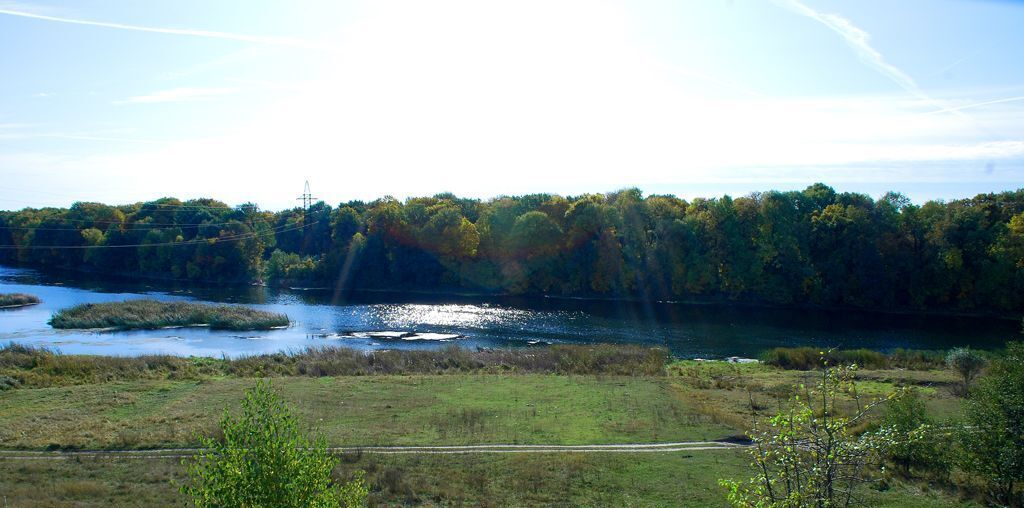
[2,184,1024,314]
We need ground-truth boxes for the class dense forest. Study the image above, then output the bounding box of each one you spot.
[2,184,1024,315]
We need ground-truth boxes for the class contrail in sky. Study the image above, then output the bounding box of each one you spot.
[0,7,337,51]
[777,0,922,99]
[776,0,989,129]
[926,95,1024,115]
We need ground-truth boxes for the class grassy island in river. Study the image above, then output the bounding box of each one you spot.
[0,293,40,308]
[48,299,289,331]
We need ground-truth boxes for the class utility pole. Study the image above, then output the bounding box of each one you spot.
[296,180,318,233]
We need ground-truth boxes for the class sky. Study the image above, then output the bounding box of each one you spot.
[1,0,1023,211]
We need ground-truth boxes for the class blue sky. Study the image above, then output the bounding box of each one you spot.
[1,0,1023,210]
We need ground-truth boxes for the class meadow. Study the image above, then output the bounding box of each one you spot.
[0,344,983,506]
[0,450,965,507]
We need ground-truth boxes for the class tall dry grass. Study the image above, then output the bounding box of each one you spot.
[0,293,40,307]
[0,343,669,388]
[760,346,947,370]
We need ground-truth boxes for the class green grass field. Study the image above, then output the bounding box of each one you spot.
[0,353,980,506]
[667,360,964,431]
[0,375,734,450]
[0,448,972,507]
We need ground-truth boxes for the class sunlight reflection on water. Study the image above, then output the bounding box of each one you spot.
[372,304,534,329]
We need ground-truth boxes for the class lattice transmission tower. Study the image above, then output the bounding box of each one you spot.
[296,180,318,212]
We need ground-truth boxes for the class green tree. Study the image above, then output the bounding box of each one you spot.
[420,206,479,260]
[591,227,623,293]
[265,249,319,285]
[958,342,1024,506]
[182,380,367,508]
[8,187,1024,312]
[80,227,105,268]
[508,211,564,292]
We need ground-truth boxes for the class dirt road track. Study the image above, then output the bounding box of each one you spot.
[0,441,748,460]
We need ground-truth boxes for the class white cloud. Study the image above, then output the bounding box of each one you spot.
[18,88,1022,208]
[115,87,237,104]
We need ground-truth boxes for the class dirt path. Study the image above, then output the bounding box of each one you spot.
[0,441,747,460]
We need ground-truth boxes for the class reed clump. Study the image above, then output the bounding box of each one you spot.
[48,299,289,331]
[0,293,40,308]
[0,343,668,388]
[761,346,947,370]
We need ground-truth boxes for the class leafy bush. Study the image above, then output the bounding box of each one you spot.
[49,299,289,331]
[957,342,1024,506]
[880,389,949,478]
[720,362,905,507]
[946,347,986,395]
[182,380,367,507]
[0,375,20,390]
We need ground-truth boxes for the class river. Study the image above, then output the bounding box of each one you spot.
[0,265,1017,358]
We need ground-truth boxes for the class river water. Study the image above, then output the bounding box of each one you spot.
[0,265,1016,358]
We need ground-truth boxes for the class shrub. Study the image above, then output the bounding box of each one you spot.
[880,389,949,478]
[182,380,367,508]
[0,375,20,390]
[946,347,986,395]
[719,361,905,507]
[957,342,1024,506]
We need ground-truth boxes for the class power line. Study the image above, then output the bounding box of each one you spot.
[2,205,308,228]
[1,220,277,231]
[1,217,268,226]
[0,197,241,211]
[0,221,305,250]
[0,196,283,212]
[0,220,317,250]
